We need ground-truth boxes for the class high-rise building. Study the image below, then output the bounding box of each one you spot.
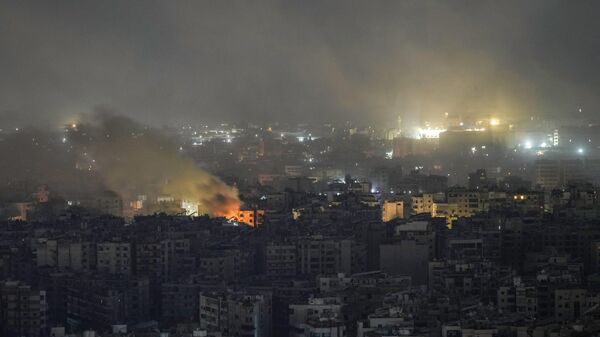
[0,281,47,337]
[97,241,131,275]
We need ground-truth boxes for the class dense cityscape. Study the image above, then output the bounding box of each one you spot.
[3,114,600,337]
[3,1,600,337]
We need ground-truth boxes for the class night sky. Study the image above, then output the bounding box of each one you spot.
[1,1,600,127]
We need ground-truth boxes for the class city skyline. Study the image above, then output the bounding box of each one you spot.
[4,3,600,337]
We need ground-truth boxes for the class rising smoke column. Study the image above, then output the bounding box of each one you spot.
[72,111,240,217]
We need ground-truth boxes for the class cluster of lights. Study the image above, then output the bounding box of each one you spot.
[520,138,586,156]
[416,127,446,139]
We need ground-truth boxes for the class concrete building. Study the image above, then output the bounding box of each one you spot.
[35,239,96,271]
[497,280,537,317]
[554,288,588,322]
[380,240,429,285]
[0,281,47,337]
[380,222,432,285]
[411,194,434,215]
[198,249,241,281]
[134,239,181,282]
[35,238,58,267]
[296,236,366,276]
[289,297,344,337]
[66,275,150,330]
[446,189,484,218]
[161,283,201,324]
[233,209,265,227]
[382,200,408,222]
[533,159,596,190]
[97,241,131,275]
[303,317,346,337]
[297,236,354,276]
[264,242,297,277]
[200,291,272,337]
[357,307,414,337]
[507,191,545,216]
[534,159,562,189]
[431,202,459,226]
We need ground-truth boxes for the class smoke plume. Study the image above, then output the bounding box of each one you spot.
[0,110,240,217]
[72,111,240,217]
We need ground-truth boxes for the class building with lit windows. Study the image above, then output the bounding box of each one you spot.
[234,209,265,227]
[447,189,484,217]
[411,194,434,215]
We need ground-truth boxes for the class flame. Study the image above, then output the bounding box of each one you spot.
[211,196,241,220]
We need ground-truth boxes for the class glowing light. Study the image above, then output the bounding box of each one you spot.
[490,118,500,126]
[540,142,548,148]
[212,198,241,220]
[181,200,199,216]
[578,148,584,154]
[417,127,446,139]
[524,141,532,149]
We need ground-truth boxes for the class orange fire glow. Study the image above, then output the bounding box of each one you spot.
[211,197,241,220]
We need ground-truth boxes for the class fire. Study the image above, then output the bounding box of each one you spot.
[211,197,241,220]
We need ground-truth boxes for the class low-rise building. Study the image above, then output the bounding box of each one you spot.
[200,291,272,337]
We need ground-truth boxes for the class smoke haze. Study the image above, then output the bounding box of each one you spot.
[1,1,600,126]
[0,111,240,216]
[74,111,240,216]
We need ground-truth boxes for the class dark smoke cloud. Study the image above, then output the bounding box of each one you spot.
[1,1,599,126]
[0,110,240,216]
[73,110,240,216]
